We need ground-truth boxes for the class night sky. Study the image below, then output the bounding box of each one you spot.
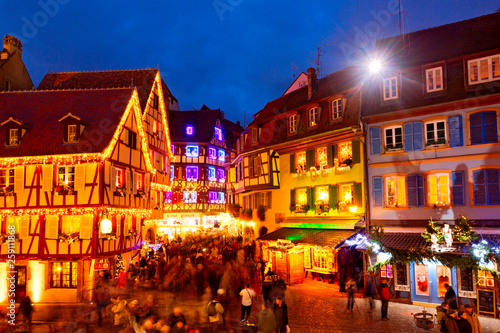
[2,1,499,125]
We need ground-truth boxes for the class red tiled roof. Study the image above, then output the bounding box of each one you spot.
[37,69,159,111]
[258,227,359,248]
[0,88,135,157]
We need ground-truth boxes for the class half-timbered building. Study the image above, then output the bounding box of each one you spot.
[0,87,155,304]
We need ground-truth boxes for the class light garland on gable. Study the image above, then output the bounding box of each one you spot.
[0,206,151,218]
[0,153,102,168]
[151,182,171,192]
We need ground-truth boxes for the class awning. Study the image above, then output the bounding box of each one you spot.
[257,227,360,249]
[279,217,360,230]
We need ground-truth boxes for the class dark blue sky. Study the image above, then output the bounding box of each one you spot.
[2,1,499,125]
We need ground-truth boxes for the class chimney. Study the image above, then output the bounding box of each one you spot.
[236,121,240,126]
[307,67,317,99]
[3,35,23,57]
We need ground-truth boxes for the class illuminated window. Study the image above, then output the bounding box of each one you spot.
[386,176,406,207]
[209,191,218,203]
[208,167,216,181]
[164,191,172,203]
[338,142,353,166]
[115,167,125,188]
[315,147,328,167]
[185,145,199,158]
[68,125,77,142]
[380,264,393,278]
[315,186,329,205]
[137,173,144,191]
[153,93,159,109]
[308,107,318,127]
[186,166,198,181]
[340,184,353,205]
[331,99,342,120]
[218,192,225,203]
[153,120,159,134]
[383,76,398,100]
[217,169,225,183]
[468,54,500,84]
[312,248,329,270]
[183,191,197,203]
[218,149,226,162]
[9,128,19,145]
[214,127,223,141]
[58,166,75,186]
[428,173,449,206]
[289,115,297,133]
[426,67,443,92]
[208,147,217,160]
[296,188,308,206]
[186,125,194,136]
[478,270,494,288]
[0,168,15,187]
[425,121,446,146]
[51,262,77,288]
[296,152,306,172]
[170,165,174,181]
[385,126,403,150]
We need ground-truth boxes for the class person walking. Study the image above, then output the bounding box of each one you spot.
[257,301,276,333]
[379,279,391,320]
[457,310,473,333]
[111,296,128,330]
[273,296,288,333]
[444,309,459,333]
[444,283,458,309]
[463,304,482,333]
[18,296,33,332]
[436,302,449,332]
[345,276,357,312]
[240,283,257,323]
[207,296,224,332]
[365,273,376,311]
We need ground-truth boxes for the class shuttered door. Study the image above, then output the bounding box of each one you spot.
[80,214,93,240]
[74,165,86,192]
[14,166,24,193]
[45,215,59,239]
[42,165,53,192]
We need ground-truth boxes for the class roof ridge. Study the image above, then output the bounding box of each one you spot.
[0,87,136,94]
[44,68,158,75]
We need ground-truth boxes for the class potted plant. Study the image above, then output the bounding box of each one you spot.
[385,143,403,151]
[228,203,241,217]
[425,138,447,147]
[289,205,296,212]
[256,206,266,221]
[344,158,353,167]
[241,208,253,220]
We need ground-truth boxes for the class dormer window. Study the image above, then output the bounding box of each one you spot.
[308,107,318,127]
[9,129,19,146]
[251,127,259,144]
[58,113,88,144]
[68,125,77,143]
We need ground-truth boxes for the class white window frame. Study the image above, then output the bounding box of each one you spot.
[385,176,406,207]
[115,167,125,188]
[425,67,443,92]
[383,76,398,100]
[0,168,14,187]
[384,126,403,150]
[185,145,199,158]
[9,128,19,145]
[308,107,318,127]
[331,99,342,120]
[289,115,297,133]
[468,54,500,85]
[424,120,447,146]
[68,124,77,142]
[218,149,225,162]
[427,173,450,206]
[183,191,197,203]
[57,166,75,186]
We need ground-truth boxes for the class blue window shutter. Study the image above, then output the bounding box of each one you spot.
[403,123,413,151]
[448,116,463,147]
[417,174,425,207]
[373,177,383,207]
[451,171,465,206]
[290,154,296,173]
[370,127,382,155]
[470,113,483,145]
[484,112,498,143]
[486,169,500,204]
[473,170,486,205]
[407,175,418,207]
[352,139,360,164]
[413,121,424,151]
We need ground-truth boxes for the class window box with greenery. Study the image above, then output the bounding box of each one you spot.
[0,185,14,196]
[295,204,310,213]
[385,143,403,151]
[53,183,75,196]
[228,203,241,217]
[114,187,126,197]
[135,190,147,199]
[256,206,266,221]
[315,203,329,214]
[126,229,138,239]
[425,138,446,147]
[106,232,117,241]
[241,208,253,220]
[58,232,81,244]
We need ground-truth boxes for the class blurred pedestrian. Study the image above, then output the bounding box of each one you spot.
[240,283,257,322]
[379,279,391,320]
[444,283,458,309]
[257,301,276,333]
[345,276,356,312]
[206,295,224,332]
[436,302,449,332]
[273,296,288,333]
[463,304,482,333]
[19,296,33,332]
[167,307,186,328]
[111,296,128,330]
[445,309,459,333]
[365,273,376,311]
[457,310,472,333]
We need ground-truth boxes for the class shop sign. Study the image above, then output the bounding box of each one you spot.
[94,262,110,270]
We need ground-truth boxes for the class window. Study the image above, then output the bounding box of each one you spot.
[383,76,398,100]
[470,111,498,145]
[214,127,223,141]
[0,168,14,187]
[51,262,77,288]
[186,166,198,181]
[251,127,258,144]
[289,115,297,133]
[126,129,137,148]
[208,167,216,181]
[218,149,226,162]
[425,67,443,92]
[296,152,306,172]
[315,147,327,167]
[68,125,77,142]
[385,126,403,150]
[296,188,308,206]
[9,128,19,146]
[170,165,174,181]
[185,145,199,157]
[153,94,159,109]
[331,99,342,120]
[308,107,318,127]
[152,120,159,134]
[208,147,217,160]
[115,167,125,188]
[58,166,75,186]
[386,176,406,207]
[183,191,197,203]
[137,173,144,191]
[478,270,495,288]
[473,169,500,205]
[340,184,353,206]
[218,192,225,203]
[428,173,450,206]
[380,264,393,278]
[217,169,225,183]
[337,142,352,166]
[468,54,500,84]
[186,125,194,136]
[315,186,329,205]
[252,156,261,176]
[209,191,218,203]
[312,248,330,270]
[425,120,446,146]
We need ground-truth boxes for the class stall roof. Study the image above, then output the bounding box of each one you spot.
[257,227,360,249]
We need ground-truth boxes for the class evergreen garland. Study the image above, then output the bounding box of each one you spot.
[115,253,125,279]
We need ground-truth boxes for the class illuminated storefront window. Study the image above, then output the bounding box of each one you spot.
[478,270,494,288]
[51,262,77,288]
[316,147,328,167]
[296,152,306,172]
[338,142,352,166]
[183,191,197,203]
[185,145,199,158]
[296,188,308,206]
[380,264,392,278]
[186,166,198,181]
[208,147,217,160]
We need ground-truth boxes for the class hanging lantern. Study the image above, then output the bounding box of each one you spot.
[100,217,112,234]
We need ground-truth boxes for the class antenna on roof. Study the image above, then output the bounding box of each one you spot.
[243,110,246,128]
[313,41,338,79]
[291,63,297,80]
[155,63,157,68]
[48,67,50,73]
[131,77,134,86]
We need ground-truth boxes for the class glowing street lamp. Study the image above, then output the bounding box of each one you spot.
[369,59,382,73]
